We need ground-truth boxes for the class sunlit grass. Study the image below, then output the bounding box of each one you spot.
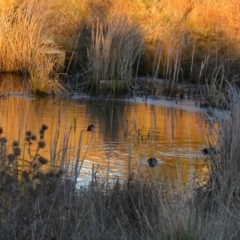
[0,0,66,93]
[87,14,144,93]
[0,0,240,94]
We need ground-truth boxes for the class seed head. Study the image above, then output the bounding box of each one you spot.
[26,131,32,137]
[38,156,48,165]
[12,141,19,147]
[13,147,21,156]
[8,153,15,163]
[31,135,37,141]
[41,124,48,131]
[38,141,46,149]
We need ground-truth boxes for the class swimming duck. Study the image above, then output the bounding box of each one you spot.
[87,124,95,131]
[147,157,157,167]
[200,147,219,155]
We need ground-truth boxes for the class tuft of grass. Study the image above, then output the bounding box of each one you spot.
[200,75,229,108]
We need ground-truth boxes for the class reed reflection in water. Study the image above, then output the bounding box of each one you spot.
[0,96,208,187]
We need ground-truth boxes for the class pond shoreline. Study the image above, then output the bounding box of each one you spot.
[2,89,229,117]
[0,73,229,118]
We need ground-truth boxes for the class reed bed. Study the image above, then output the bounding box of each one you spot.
[87,14,144,93]
[81,0,240,94]
[1,0,240,95]
[0,0,65,93]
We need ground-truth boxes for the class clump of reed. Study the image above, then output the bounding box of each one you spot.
[199,75,229,108]
[86,14,144,93]
[0,0,65,94]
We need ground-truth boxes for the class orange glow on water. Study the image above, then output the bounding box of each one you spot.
[0,96,209,187]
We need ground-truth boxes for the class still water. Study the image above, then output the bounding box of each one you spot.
[0,95,209,187]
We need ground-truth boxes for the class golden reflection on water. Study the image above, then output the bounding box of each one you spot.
[0,96,209,187]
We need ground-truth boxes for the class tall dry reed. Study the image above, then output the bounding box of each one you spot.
[0,0,65,93]
[194,83,240,228]
[82,0,240,94]
[87,14,144,92]
[1,0,240,93]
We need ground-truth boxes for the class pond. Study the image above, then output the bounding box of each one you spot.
[0,90,211,189]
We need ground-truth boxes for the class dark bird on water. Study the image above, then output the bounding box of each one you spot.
[200,147,219,155]
[147,157,158,167]
[87,124,95,131]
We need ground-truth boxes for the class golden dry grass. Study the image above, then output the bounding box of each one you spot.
[0,0,66,93]
[87,13,144,91]
[0,0,240,92]
[79,0,240,83]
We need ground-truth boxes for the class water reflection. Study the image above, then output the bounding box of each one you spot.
[0,96,208,187]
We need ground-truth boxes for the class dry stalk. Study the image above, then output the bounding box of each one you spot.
[0,0,65,93]
[87,13,144,92]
